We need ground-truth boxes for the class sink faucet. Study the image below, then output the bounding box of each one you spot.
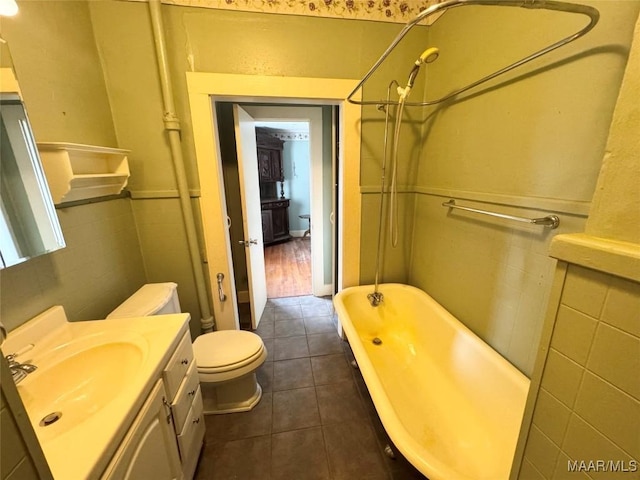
[5,344,37,385]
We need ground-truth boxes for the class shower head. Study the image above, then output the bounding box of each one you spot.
[418,47,440,65]
[405,47,440,91]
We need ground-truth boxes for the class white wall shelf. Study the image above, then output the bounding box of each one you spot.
[37,142,130,205]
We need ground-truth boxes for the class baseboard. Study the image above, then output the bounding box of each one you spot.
[290,230,307,238]
[313,283,334,297]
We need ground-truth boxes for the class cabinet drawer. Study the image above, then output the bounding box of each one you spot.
[171,361,200,433]
[177,388,205,461]
[262,200,289,210]
[163,332,194,400]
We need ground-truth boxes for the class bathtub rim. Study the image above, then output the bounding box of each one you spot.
[333,283,530,480]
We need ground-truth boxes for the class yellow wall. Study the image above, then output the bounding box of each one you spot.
[0,1,146,331]
[407,1,640,375]
[586,17,640,244]
[2,1,115,146]
[1,0,638,475]
[2,0,637,360]
[517,17,640,478]
[86,0,430,320]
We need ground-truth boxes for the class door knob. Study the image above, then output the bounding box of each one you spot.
[239,239,258,247]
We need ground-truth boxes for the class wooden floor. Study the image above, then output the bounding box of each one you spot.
[264,237,311,298]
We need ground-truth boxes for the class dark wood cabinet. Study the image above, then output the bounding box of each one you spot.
[261,209,273,244]
[257,128,290,245]
[258,148,282,183]
[261,199,291,245]
[256,129,284,183]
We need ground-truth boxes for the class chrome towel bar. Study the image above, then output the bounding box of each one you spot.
[442,200,560,229]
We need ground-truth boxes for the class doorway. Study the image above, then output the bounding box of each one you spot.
[217,104,329,325]
[253,119,312,299]
[244,105,330,302]
[187,72,362,331]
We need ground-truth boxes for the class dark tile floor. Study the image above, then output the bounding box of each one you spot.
[194,296,426,480]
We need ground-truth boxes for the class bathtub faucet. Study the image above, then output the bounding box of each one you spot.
[367,291,384,307]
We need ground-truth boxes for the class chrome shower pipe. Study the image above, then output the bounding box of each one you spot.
[368,81,399,307]
[347,0,599,107]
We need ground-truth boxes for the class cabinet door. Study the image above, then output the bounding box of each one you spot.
[271,205,290,240]
[257,148,272,182]
[269,149,283,181]
[102,380,182,480]
[261,209,274,244]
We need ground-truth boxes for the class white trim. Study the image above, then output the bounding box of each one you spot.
[187,73,361,329]
[316,284,334,297]
[550,233,640,282]
[289,230,308,238]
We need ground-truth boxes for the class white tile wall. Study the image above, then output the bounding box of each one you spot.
[521,265,640,479]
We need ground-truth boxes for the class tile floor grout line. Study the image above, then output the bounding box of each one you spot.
[310,328,335,480]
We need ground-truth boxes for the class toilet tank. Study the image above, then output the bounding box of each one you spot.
[107,282,181,319]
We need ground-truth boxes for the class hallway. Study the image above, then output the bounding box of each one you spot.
[265,238,312,298]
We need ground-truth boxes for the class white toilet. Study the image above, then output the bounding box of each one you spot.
[107,282,267,414]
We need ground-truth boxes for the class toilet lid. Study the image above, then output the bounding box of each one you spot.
[107,283,177,318]
[193,330,264,369]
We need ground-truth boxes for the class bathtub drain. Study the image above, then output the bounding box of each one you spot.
[40,412,62,427]
[372,337,382,345]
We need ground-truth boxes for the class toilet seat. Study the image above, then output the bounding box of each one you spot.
[193,330,266,383]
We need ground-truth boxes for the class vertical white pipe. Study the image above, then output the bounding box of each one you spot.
[148,0,214,333]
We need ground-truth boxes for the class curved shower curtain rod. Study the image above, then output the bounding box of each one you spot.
[346,0,600,107]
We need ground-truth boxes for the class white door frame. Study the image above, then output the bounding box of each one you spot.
[187,73,361,330]
[242,105,329,297]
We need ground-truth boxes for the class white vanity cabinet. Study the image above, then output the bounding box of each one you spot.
[103,331,204,480]
[163,332,205,480]
[101,380,182,480]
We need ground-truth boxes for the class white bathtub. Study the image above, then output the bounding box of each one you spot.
[333,284,530,480]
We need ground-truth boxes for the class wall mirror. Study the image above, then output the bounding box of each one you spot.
[0,88,65,269]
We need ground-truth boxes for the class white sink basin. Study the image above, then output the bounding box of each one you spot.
[17,336,146,441]
[3,305,190,479]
